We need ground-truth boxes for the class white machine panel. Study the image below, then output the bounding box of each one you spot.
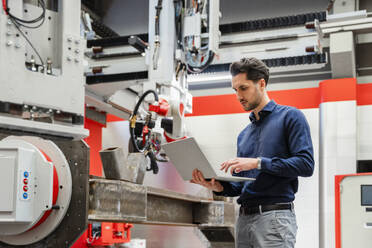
[0,147,35,224]
[0,156,16,212]
[0,139,53,236]
[0,136,73,245]
[0,2,85,115]
[340,174,372,248]
[148,0,175,84]
[208,0,220,53]
[184,13,201,37]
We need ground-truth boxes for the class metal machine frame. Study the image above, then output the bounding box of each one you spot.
[0,0,87,139]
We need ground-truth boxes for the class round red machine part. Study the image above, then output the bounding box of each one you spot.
[149,98,170,116]
[28,149,59,231]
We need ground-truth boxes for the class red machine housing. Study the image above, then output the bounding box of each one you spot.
[72,115,132,247]
[87,223,133,246]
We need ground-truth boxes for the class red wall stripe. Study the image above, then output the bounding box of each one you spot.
[188,80,372,117]
[268,87,320,110]
[357,83,372,106]
[187,94,244,116]
[319,78,356,103]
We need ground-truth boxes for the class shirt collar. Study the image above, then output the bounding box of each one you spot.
[249,100,277,122]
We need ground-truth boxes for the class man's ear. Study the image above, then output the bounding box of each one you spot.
[260,78,266,89]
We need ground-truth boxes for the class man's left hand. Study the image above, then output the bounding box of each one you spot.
[220,157,259,174]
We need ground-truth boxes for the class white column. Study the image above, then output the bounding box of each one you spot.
[319,79,357,248]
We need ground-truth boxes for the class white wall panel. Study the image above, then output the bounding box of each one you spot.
[357,105,372,160]
[185,113,249,167]
[319,100,357,248]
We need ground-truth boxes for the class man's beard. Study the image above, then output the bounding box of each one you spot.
[241,91,262,111]
[241,100,260,111]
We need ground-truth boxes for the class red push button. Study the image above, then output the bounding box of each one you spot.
[23,179,28,184]
[23,186,28,192]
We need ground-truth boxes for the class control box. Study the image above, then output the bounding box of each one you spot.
[0,147,35,223]
[336,173,372,248]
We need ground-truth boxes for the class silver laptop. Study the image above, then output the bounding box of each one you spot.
[162,137,255,182]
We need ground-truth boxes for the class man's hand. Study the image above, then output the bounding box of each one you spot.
[220,157,259,174]
[190,169,224,192]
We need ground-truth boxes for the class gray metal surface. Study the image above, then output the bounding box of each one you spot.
[0,0,88,139]
[0,1,85,115]
[89,178,147,222]
[126,153,147,184]
[89,179,235,226]
[85,107,107,126]
[85,90,132,121]
[100,148,146,184]
[0,130,89,248]
[194,202,225,225]
[199,226,235,245]
[100,146,127,180]
[195,201,235,227]
[89,178,236,246]
[330,31,356,78]
[360,0,372,12]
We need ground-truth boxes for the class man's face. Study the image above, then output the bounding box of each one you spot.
[231,73,264,112]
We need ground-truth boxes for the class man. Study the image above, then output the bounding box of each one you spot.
[191,57,314,248]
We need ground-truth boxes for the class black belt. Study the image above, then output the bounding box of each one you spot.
[239,203,293,216]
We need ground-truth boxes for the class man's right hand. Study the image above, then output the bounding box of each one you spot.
[190,169,224,192]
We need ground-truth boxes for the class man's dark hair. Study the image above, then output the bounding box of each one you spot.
[229,57,270,86]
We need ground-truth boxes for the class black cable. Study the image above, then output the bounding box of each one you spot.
[126,88,139,96]
[133,90,159,114]
[9,17,44,65]
[129,90,160,174]
[4,0,46,65]
[174,0,183,49]
[187,51,215,74]
[129,90,159,153]
[155,0,163,36]
[11,13,45,29]
[147,151,159,174]
[6,0,46,28]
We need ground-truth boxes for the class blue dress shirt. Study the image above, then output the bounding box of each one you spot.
[215,100,314,206]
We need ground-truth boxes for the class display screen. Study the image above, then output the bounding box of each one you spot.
[361,185,372,206]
